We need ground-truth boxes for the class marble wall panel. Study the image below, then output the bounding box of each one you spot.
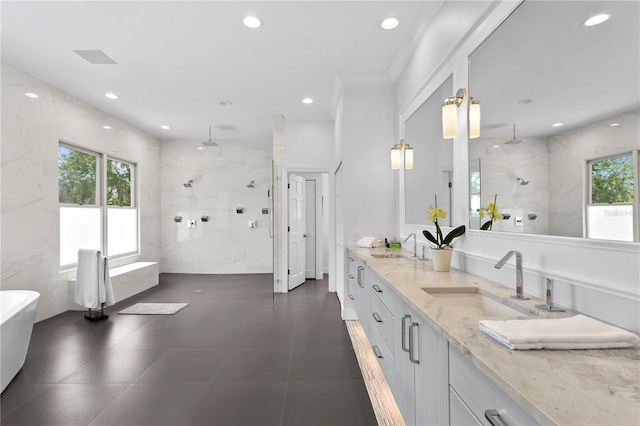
[470,137,550,234]
[1,62,161,322]
[160,139,273,273]
[548,110,639,238]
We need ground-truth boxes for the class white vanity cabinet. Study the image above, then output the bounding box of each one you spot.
[449,347,538,426]
[348,253,370,334]
[393,301,449,426]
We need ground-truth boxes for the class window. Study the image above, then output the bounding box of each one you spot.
[58,143,138,266]
[586,153,637,242]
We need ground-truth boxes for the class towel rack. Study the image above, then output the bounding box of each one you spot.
[85,303,108,321]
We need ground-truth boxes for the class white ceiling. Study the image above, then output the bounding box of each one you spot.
[1,1,435,141]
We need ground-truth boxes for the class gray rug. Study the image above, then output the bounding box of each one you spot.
[118,302,189,315]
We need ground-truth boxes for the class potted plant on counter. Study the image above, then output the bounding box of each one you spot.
[423,195,466,272]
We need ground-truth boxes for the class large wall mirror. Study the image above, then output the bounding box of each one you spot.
[468,0,639,242]
[405,75,454,225]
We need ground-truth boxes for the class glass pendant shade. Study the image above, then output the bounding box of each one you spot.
[404,146,413,170]
[442,102,457,139]
[391,147,401,169]
[469,100,481,139]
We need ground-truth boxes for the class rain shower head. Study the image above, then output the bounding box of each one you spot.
[201,126,219,147]
[183,179,193,188]
[517,177,529,186]
[504,124,525,145]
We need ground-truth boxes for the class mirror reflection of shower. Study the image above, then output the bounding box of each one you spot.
[517,177,529,186]
[247,180,255,188]
[183,179,193,188]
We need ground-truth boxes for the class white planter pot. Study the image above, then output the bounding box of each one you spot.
[431,249,452,272]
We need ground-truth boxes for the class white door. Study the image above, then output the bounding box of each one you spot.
[288,174,306,290]
[305,180,316,279]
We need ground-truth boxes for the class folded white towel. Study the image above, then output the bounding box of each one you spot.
[479,314,640,350]
[357,237,384,248]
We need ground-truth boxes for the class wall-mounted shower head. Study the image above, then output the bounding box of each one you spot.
[517,177,529,186]
[201,126,219,147]
[183,179,193,188]
[247,180,255,188]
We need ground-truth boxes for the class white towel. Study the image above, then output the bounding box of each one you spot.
[479,314,640,350]
[357,237,384,248]
[75,249,115,309]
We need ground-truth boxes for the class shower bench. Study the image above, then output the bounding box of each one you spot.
[67,261,159,310]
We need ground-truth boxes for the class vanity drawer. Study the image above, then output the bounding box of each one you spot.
[450,387,482,426]
[368,317,395,389]
[369,290,394,355]
[369,272,395,313]
[449,348,538,426]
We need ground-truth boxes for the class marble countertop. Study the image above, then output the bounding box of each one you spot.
[348,245,640,426]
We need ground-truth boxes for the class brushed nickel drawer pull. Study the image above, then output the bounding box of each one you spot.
[409,322,420,364]
[401,314,411,353]
[372,312,382,323]
[485,409,509,426]
[372,345,383,359]
[372,284,382,293]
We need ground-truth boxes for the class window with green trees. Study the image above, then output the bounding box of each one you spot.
[107,159,132,206]
[587,153,637,242]
[58,143,138,265]
[58,145,98,205]
[590,155,634,204]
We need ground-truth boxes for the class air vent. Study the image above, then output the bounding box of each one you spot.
[73,50,117,65]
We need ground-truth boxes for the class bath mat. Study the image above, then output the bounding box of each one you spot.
[118,303,189,315]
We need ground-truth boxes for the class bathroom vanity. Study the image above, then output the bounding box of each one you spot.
[347,246,639,426]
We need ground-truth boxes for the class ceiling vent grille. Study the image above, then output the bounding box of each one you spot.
[73,50,117,65]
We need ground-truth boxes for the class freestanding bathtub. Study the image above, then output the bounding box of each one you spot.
[1,290,40,393]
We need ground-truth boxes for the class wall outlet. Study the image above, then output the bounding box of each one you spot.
[515,217,524,226]
[248,220,257,228]
[188,220,197,228]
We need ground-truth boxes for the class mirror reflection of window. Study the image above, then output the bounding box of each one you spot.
[468,0,640,241]
[587,153,636,241]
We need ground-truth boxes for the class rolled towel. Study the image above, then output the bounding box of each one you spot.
[479,314,640,350]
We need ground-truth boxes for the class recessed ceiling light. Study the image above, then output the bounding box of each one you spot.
[243,16,262,29]
[220,101,233,106]
[197,146,204,150]
[518,99,532,104]
[104,93,119,99]
[25,92,39,98]
[160,125,170,130]
[103,125,112,130]
[609,122,621,127]
[302,98,314,104]
[493,145,501,148]
[583,13,610,27]
[551,123,564,127]
[380,17,399,30]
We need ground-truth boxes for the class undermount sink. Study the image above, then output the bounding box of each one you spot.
[422,287,534,318]
[370,253,419,260]
[371,253,404,259]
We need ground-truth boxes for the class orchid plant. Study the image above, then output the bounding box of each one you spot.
[423,195,466,250]
[476,194,503,230]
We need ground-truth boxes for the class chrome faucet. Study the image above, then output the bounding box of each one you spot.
[403,233,417,258]
[535,278,565,312]
[494,250,529,300]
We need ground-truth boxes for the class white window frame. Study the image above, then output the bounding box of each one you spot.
[58,141,139,267]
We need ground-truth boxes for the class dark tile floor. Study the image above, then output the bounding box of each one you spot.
[0,274,377,426]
